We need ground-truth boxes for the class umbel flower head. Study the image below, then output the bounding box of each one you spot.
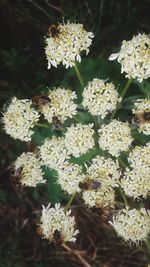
[98,120,133,157]
[84,156,121,188]
[127,142,150,170]
[40,88,77,124]
[132,98,150,135]
[39,136,70,170]
[109,33,150,82]
[110,207,150,244]
[121,142,150,199]
[121,168,150,199]
[65,123,95,157]
[45,21,94,68]
[82,185,115,209]
[82,78,122,118]
[14,152,45,187]
[57,162,85,195]
[39,203,79,244]
[2,97,40,141]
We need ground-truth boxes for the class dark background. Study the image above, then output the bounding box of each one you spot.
[0,1,150,266]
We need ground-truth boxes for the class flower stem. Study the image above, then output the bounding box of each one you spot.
[120,188,129,207]
[120,78,133,98]
[62,243,91,267]
[110,78,133,120]
[35,122,49,128]
[144,239,150,255]
[65,192,76,212]
[118,157,127,169]
[117,158,129,206]
[74,62,84,87]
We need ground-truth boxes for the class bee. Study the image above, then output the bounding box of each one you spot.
[36,226,43,236]
[32,95,51,110]
[52,116,62,131]
[79,180,101,190]
[134,111,150,125]
[53,229,63,246]
[48,24,60,38]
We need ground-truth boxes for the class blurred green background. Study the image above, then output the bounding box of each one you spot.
[0,0,150,266]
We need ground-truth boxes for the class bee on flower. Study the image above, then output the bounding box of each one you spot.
[39,203,79,244]
[14,152,45,187]
[80,156,120,209]
[38,87,77,124]
[45,21,94,68]
[57,162,86,195]
[48,24,60,39]
[83,156,121,189]
[32,94,51,111]
[132,98,150,135]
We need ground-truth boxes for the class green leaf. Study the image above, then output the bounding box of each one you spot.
[32,127,53,145]
[131,130,150,145]
[44,167,67,203]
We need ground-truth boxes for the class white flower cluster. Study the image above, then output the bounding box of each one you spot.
[83,185,115,209]
[39,136,70,170]
[132,98,150,135]
[57,162,85,195]
[14,152,45,187]
[2,97,40,141]
[127,142,150,170]
[40,203,79,243]
[41,88,77,123]
[4,22,150,247]
[111,207,150,244]
[121,143,150,199]
[121,169,150,199]
[82,78,121,118]
[45,21,94,68]
[98,120,133,157]
[82,156,120,208]
[109,33,150,82]
[85,156,121,188]
[65,123,95,157]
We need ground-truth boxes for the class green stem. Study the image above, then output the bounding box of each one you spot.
[120,78,133,98]
[93,116,99,131]
[73,116,81,123]
[97,115,104,128]
[74,62,84,87]
[139,202,144,208]
[117,158,129,206]
[118,157,127,169]
[144,239,150,255]
[120,188,129,207]
[65,192,76,212]
[35,122,49,128]
[110,78,133,120]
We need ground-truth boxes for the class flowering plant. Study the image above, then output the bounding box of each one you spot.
[2,21,150,263]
